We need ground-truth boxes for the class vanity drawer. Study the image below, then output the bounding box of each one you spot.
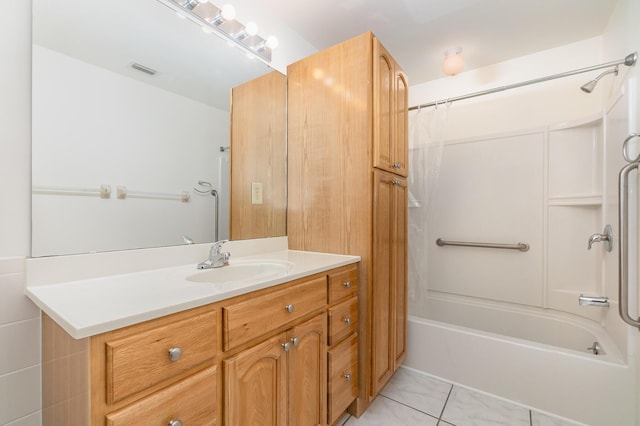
[105,309,217,404]
[328,297,358,346]
[328,333,358,425]
[223,277,326,351]
[105,365,217,426]
[327,265,358,304]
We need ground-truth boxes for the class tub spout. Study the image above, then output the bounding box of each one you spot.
[579,294,609,307]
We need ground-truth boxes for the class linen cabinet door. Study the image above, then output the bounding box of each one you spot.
[288,313,327,426]
[393,69,408,177]
[371,170,396,396]
[373,39,395,175]
[392,176,408,369]
[224,332,288,426]
[371,170,408,396]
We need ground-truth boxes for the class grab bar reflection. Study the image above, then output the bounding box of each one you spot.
[32,184,111,199]
[436,238,529,252]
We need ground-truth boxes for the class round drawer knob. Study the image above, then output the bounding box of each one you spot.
[169,420,183,426]
[344,317,352,325]
[344,373,352,382]
[291,337,300,346]
[284,304,295,313]
[168,347,182,362]
[343,281,351,289]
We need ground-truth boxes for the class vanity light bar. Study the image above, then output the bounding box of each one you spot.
[155,0,274,63]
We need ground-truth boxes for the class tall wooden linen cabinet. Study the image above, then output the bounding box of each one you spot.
[287,31,408,418]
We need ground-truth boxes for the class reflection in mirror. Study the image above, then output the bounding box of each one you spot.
[31,0,283,256]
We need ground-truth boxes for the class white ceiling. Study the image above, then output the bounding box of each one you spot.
[34,0,619,110]
[265,0,619,85]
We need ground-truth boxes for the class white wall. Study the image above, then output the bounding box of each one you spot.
[0,1,41,425]
[31,45,229,256]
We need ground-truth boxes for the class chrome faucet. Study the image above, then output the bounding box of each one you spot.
[197,240,230,269]
[587,224,613,252]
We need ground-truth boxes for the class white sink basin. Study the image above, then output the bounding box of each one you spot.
[186,260,293,285]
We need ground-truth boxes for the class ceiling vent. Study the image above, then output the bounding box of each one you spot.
[130,62,158,76]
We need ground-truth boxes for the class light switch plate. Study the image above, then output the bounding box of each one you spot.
[251,182,263,204]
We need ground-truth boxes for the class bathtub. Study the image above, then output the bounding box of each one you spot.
[405,293,636,426]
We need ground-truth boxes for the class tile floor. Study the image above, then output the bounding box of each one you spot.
[338,367,584,426]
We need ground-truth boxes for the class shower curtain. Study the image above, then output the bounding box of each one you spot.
[407,103,450,316]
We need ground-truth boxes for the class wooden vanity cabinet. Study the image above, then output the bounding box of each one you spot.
[42,264,358,426]
[287,31,408,415]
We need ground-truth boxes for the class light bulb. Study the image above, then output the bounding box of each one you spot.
[221,4,236,20]
[245,22,258,36]
[265,35,279,49]
[442,48,463,76]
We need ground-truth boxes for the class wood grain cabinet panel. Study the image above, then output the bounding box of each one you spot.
[225,313,327,426]
[328,298,358,346]
[223,277,327,351]
[105,309,217,404]
[371,170,408,396]
[224,332,288,426]
[373,41,408,177]
[288,32,408,413]
[105,365,217,426]
[288,314,327,426]
[327,265,358,304]
[328,333,358,425]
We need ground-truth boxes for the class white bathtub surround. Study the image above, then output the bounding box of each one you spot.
[341,366,583,426]
[25,236,360,338]
[0,257,41,425]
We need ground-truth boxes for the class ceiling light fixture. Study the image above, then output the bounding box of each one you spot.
[157,0,277,63]
[443,48,464,76]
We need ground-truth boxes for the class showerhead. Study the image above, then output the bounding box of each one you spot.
[580,80,598,94]
[580,66,619,93]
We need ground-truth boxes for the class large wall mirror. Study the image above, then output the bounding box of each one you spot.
[32,0,286,257]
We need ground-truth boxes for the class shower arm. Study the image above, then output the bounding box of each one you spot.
[410,52,637,110]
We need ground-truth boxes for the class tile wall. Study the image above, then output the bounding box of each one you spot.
[0,258,41,425]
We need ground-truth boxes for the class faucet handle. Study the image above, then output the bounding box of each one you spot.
[587,225,613,252]
[210,239,229,254]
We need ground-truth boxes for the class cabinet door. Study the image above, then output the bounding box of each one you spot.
[392,176,408,369]
[224,332,288,426]
[394,69,408,177]
[373,40,408,177]
[373,40,395,175]
[288,313,327,426]
[371,170,408,396]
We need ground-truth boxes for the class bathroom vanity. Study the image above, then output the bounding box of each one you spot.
[27,239,360,425]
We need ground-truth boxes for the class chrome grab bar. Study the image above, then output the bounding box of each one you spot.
[436,238,529,252]
[618,161,640,328]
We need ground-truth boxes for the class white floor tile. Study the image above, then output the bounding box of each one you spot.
[380,367,451,418]
[531,411,586,426]
[441,386,530,426]
[346,395,438,426]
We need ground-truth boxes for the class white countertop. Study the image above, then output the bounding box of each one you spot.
[26,241,359,339]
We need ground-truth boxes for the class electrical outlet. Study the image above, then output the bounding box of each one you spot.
[251,182,263,204]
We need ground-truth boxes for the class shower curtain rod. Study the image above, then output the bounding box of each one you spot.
[409,52,637,111]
